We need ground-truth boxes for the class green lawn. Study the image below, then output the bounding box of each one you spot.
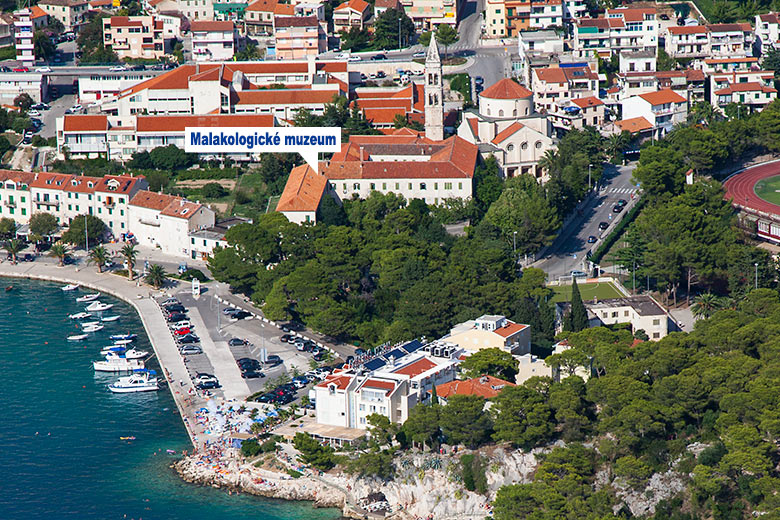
[550,281,624,303]
[754,175,780,206]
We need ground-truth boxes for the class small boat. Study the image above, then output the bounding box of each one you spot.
[108,369,159,393]
[69,312,92,320]
[119,436,136,441]
[93,354,144,373]
[68,334,89,341]
[81,321,100,328]
[110,334,137,341]
[101,315,120,322]
[76,293,100,302]
[61,284,79,291]
[83,324,104,333]
[113,338,134,345]
[86,302,113,312]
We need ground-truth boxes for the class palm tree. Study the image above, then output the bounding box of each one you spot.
[145,264,167,289]
[120,243,137,281]
[4,238,23,264]
[87,245,110,274]
[48,242,68,267]
[691,292,724,320]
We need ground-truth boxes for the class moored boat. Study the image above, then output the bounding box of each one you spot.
[85,302,113,312]
[108,369,159,393]
[76,293,100,302]
[61,284,79,291]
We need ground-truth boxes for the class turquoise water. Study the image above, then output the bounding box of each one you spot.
[0,280,340,520]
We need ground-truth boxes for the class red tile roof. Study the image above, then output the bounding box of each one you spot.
[136,114,274,132]
[479,78,532,99]
[615,116,653,133]
[190,20,234,32]
[494,321,529,338]
[638,89,686,105]
[435,375,515,399]
[491,122,525,145]
[62,115,108,132]
[276,164,328,213]
[393,357,437,377]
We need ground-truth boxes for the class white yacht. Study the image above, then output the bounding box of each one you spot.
[69,312,92,320]
[93,354,145,373]
[108,369,159,393]
[62,284,79,291]
[83,324,104,333]
[76,293,100,303]
[86,302,113,312]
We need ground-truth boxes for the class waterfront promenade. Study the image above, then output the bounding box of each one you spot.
[0,258,211,451]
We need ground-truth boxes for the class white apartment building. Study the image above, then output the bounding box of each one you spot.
[128,191,216,259]
[665,23,754,59]
[756,12,780,54]
[314,340,459,431]
[621,89,687,139]
[457,78,556,178]
[190,20,237,62]
[103,16,165,60]
[572,7,658,58]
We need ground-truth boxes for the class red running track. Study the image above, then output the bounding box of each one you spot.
[723,161,780,218]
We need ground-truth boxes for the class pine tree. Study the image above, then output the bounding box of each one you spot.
[570,278,589,332]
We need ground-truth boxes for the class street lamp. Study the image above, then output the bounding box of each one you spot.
[755,262,759,290]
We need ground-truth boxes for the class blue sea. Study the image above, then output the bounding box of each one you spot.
[0,280,340,520]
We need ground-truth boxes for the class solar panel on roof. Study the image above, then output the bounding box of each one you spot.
[401,340,422,354]
[364,358,386,371]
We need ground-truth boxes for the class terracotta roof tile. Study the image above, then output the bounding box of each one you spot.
[480,78,532,99]
[276,164,328,213]
[435,375,515,399]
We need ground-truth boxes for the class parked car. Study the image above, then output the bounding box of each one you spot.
[180,345,203,355]
[241,370,265,379]
[598,221,609,231]
[228,337,247,346]
[265,354,282,365]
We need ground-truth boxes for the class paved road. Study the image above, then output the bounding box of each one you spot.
[535,161,641,280]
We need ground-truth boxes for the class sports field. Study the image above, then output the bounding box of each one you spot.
[550,281,624,303]
[754,175,780,206]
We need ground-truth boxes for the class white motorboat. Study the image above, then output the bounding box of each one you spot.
[76,293,100,302]
[100,346,149,359]
[69,312,92,320]
[108,369,159,393]
[86,302,113,312]
[83,324,104,333]
[101,315,120,322]
[68,334,89,341]
[93,354,145,372]
[81,321,100,328]
[61,284,79,291]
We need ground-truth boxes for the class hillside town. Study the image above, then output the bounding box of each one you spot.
[4,0,780,518]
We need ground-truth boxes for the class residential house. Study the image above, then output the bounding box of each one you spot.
[621,88,687,139]
[531,65,599,114]
[334,0,370,34]
[276,164,329,224]
[756,12,780,55]
[273,15,325,60]
[103,16,165,60]
[128,191,216,258]
[457,78,556,178]
[572,7,658,58]
[314,340,459,430]
[443,314,531,355]
[37,0,89,32]
[190,20,237,61]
